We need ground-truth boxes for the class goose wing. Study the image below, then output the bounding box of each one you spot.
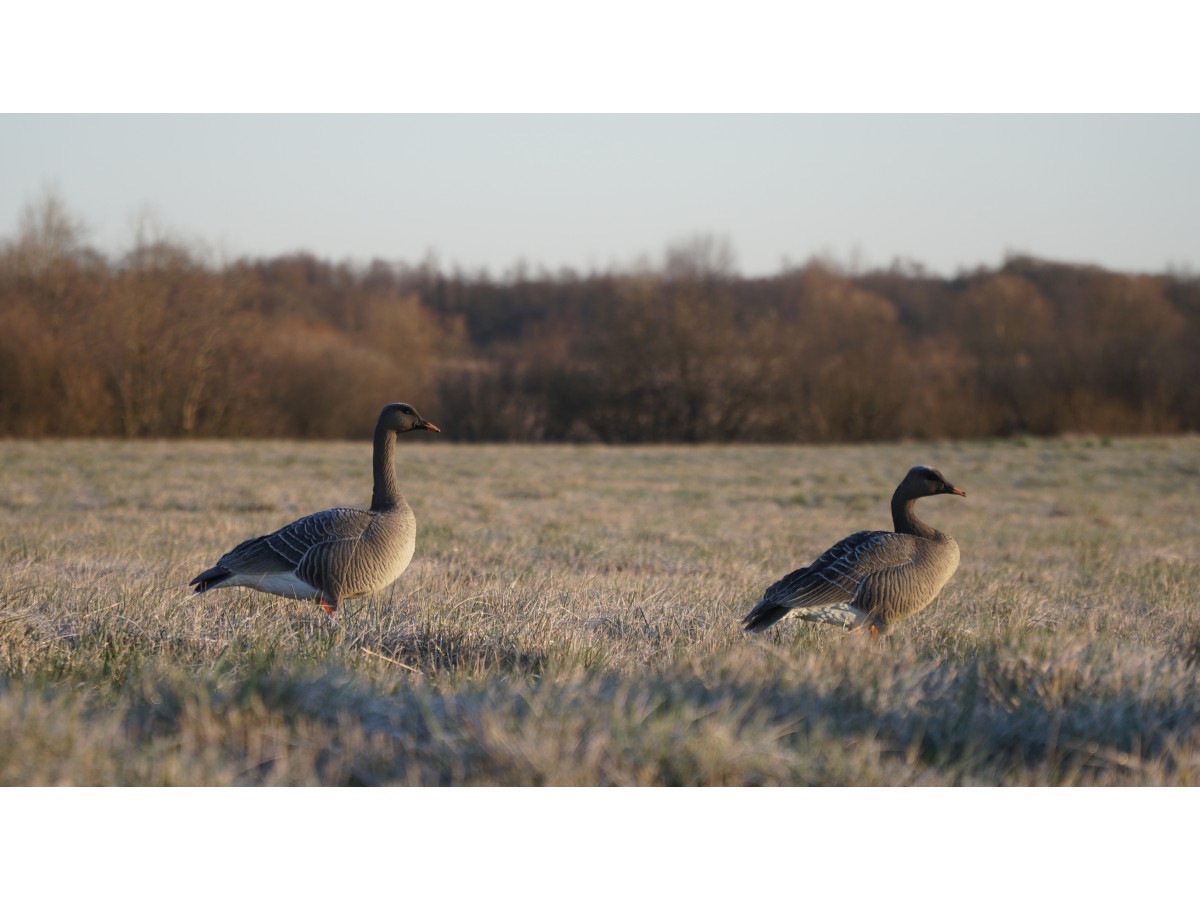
[213,507,374,576]
[755,530,919,614]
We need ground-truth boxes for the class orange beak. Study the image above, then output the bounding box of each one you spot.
[947,485,966,497]
[421,421,442,433]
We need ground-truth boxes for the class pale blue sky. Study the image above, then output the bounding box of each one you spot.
[3,115,1198,277]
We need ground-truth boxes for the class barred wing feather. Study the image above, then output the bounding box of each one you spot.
[741,530,922,631]
[763,530,919,611]
[216,507,373,574]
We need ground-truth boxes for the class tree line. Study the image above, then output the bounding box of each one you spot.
[2,195,1197,442]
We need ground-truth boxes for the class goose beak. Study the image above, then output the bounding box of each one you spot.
[946,485,966,497]
[420,420,442,433]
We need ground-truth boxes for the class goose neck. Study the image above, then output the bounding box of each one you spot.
[370,424,402,511]
[891,491,938,539]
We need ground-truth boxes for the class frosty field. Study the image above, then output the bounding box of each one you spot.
[2,436,1198,785]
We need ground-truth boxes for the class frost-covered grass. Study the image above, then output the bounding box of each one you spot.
[2,435,1199,785]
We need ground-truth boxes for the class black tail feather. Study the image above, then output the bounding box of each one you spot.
[190,566,232,594]
[741,602,792,633]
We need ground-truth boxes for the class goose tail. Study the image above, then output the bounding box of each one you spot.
[741,600,791,633]
[190,566,233,594]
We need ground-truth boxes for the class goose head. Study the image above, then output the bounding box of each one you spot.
[379,402,441,434]
[901,465,966,499]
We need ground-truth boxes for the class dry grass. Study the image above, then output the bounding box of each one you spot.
[2,435,1199,785]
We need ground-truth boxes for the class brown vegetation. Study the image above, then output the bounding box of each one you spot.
[2,194,1198,441]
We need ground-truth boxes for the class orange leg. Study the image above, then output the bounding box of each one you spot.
[318,597,338,616]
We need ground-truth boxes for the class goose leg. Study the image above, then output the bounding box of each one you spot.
[318,597,339,616]
[848,622,883,639]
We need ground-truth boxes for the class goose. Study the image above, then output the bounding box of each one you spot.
[741,465,964,636]
[190,402,440,615]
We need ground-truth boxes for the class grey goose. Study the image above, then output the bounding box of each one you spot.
[190,402,440,615]
[742,465,964,636]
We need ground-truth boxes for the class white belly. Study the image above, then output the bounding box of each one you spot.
[220,571,322,600]
[795,603,869,629]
